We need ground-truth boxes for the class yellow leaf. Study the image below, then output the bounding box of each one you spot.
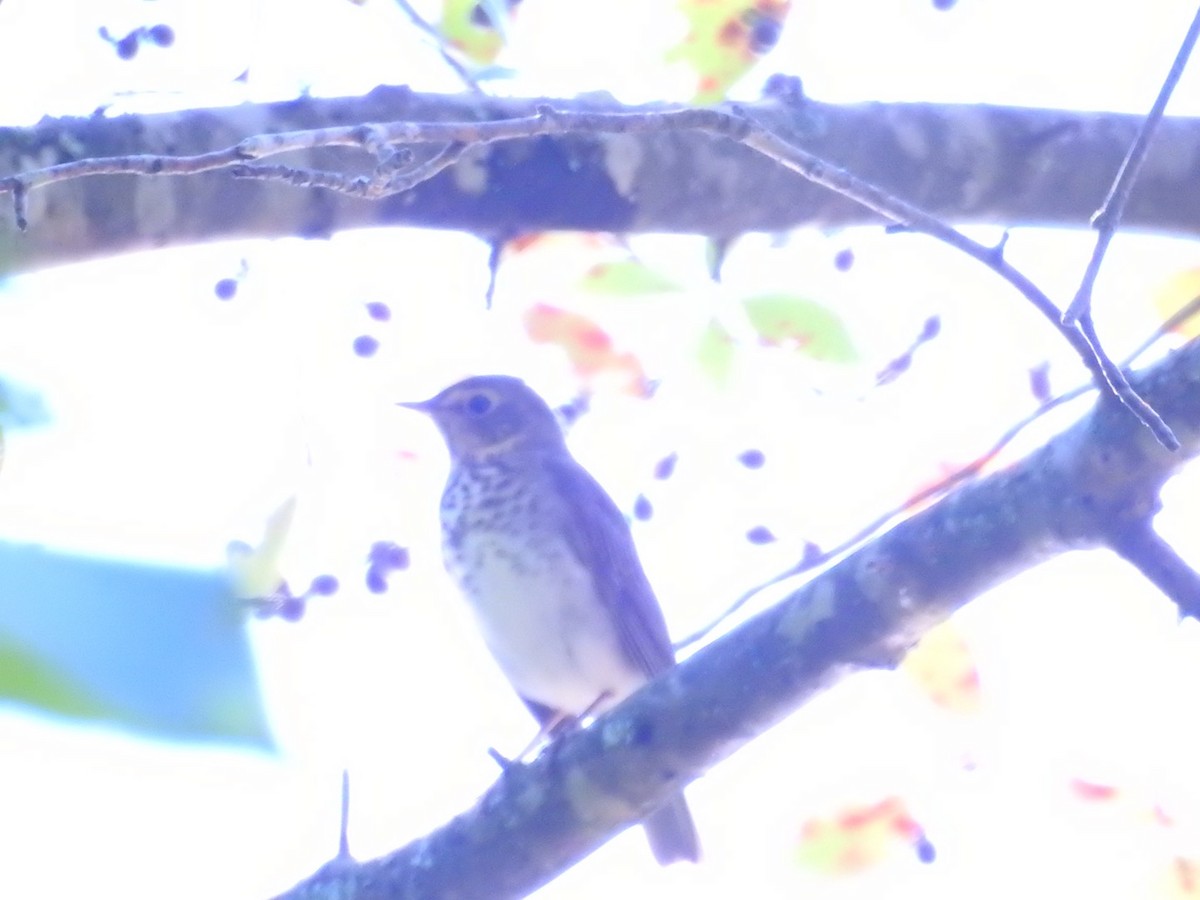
[439,0,519,65]
[902,620,982,714]
[667,0,791,104]
[1153,267,1200,339]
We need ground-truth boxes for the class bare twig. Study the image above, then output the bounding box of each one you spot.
[1065,3,1200,325]
[391,0,485,95]
[676,297,1200,651]
[2,146,251,213]
[386,140,468,192]
[1077,310,1178,448]
[731,112,1176,448]
[338,769,353,862]
[228,162,371,196]
[229,142,468,199]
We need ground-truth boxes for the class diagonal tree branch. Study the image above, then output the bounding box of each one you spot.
[274,336,1200,900]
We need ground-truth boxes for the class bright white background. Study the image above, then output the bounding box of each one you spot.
[2,0,1200,897]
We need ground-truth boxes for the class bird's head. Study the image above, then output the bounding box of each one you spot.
[399,375,568,462]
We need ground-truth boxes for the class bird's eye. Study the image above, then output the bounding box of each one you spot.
[465,394,492,415]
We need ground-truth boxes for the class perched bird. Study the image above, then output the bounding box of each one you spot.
[400,375,700,865]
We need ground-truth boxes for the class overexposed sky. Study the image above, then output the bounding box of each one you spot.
[2,1,1200,898]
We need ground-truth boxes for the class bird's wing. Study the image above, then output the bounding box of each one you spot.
[543,455,677,676]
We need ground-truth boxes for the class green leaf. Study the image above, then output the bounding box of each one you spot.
[742,293,858,362]
[666,0,792,104]
[439,0,507,64]
[581,260,682,296]
[697,318,737,386]
[0,639,124,721]
[0,376,51,429]
[0,542,271,747]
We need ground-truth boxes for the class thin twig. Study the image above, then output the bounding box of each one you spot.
[731,110,1176,449]
[228,163,372,196]
[3,146,252,208]
[676,297,1200,651]
[385,140,468,193]
[1065,2,1200,325]
[338,769,353,862]
[391,0,485,94]
[229,142,467,198]
[1077,310,1179,449]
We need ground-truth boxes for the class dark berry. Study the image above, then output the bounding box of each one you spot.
[365,301,391,322]
[834,248,855,271]
[914,834,937,863]
[653,452,678,480]
[214,278,238,300]
[308,574,340,596]
[746,525,776,544]
[1029,362,1051,404]
[369,541,409,571]
[469,0,521,28]
[353,335,380,357]
[116,33,139,60]
[919,315,941,342]
[633,494,653,521]
[738,449,766,469]
[279,597,306,622]
[366,567,389,594]
[748,17,781,54]
[147,24,175,47]
[877,354,912,386]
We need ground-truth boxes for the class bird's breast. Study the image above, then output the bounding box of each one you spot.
[440,461,644,715]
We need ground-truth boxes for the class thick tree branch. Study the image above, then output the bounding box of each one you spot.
[0,93,1182,440]
[274,339,1200,900]
[4,89,1200,275]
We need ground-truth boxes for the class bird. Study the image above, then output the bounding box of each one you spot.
[400,374,700,865]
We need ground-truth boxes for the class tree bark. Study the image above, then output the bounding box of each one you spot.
[4,88,1200,275]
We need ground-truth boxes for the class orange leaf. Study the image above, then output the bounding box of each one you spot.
[797,796,923,874]
[523,303,649,395]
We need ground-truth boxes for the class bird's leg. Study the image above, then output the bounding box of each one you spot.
[515,689,615,762]
[489,689,617,771]
[576,689,614,724]
[486,698,573,770]
[486,722,566,771]
[511,710,576,763]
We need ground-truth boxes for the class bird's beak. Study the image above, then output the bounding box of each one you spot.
[396,398,436,414]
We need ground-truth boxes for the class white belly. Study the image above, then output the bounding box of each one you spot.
[446,528,645,716]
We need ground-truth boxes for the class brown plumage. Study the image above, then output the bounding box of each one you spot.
[401,375,699,865]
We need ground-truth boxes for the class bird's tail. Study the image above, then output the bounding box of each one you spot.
[643,792,700,865]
